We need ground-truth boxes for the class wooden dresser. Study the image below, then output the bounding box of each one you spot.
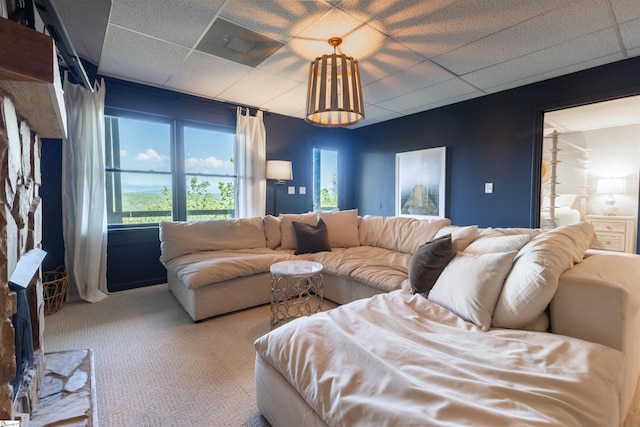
[586,215,637,254]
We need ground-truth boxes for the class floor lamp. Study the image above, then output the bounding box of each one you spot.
[266,160,293,216]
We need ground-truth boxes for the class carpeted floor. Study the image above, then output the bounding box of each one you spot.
[44,284,272,427]
[45,284,640,427]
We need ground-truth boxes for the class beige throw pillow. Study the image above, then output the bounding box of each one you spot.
[263,215,281,249]
[464,234,531,255]
[428,251,517,331]
[492,222,595,329]
[318,209,360,248]
[280,212,318,250]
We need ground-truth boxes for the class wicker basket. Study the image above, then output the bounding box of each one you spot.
[43,267,68,316]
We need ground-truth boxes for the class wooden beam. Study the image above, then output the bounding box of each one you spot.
[0,17,54,83]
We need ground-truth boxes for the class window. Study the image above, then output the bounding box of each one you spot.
[312,148,338,211]
[183,125,236,220]
[105,113,236,226]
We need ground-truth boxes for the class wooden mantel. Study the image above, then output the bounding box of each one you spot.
[0,16,66,138]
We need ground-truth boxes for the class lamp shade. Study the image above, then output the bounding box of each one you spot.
[305,38,364,127]
[596,178,626,194]
[266,160,293,182]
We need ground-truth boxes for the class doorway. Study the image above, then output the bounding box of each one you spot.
[540,95,640,253]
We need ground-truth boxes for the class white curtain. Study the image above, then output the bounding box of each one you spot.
[62,74,109,303]
[235,107,266,217]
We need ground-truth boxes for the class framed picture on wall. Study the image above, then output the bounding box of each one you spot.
[396,147,446,219]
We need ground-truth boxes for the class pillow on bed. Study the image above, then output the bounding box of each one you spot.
[492,222,594,329]
[428,251,517,331]
[408,234,456,296]
[292,218,331,255]
[464,234,531,255]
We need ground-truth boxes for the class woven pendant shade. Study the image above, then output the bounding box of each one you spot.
[305,38,364,127]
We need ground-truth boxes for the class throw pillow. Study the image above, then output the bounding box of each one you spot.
[319,209,360,248]
[280,212,318,250]
[491,222,595,329]
[428,251,517,331]
[263,215,281,249]
[292,218,331,255]
[435,225,479,251]
[464,234,531,255]
[408,234,456,295]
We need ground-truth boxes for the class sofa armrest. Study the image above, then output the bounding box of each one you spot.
[551,251,640,352]
[551,251,640,419]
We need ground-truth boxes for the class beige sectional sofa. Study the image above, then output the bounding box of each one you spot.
[160,211,640,420]
[159,210,461,321]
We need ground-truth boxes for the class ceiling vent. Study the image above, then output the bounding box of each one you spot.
[197,18,283,68]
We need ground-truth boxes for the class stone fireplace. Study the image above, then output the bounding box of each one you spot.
[0,15,67,422]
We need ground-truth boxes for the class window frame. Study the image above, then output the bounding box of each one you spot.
[104,108,237,229]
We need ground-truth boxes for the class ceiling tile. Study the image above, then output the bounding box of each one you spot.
[358,37,427,85]
[337,0,457,36]
[256,44,310,83]
[98,25,191,86]
[259,83,308,116]
[620,18,640,52]
[433,0,611,75]
[378,78,478,113]
[164,51,252,99]
[109,0,226,48]
[391,0,570,59]
[462,28,621,90]
[611,0,640,24]
[55,0,109,65]
[363,61,456,104]
[480,52,624,95]
[217,69,299,107]
[220,0,334,43]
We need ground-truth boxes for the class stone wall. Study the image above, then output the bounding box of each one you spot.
[0,93,45,419]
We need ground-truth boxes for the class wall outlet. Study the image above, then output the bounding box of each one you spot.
[299,186,306,195]
[485,183,493,193]
[288,186,295,195]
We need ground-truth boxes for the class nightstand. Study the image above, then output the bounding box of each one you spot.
[585,215,637,254]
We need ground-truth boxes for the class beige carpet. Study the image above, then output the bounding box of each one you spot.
[45,284,640,427]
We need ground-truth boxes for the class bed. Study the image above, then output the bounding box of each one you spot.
[254,223,637,426]
[254,291,624,427]
[540,193,581,228]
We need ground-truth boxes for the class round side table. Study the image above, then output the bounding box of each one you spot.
[270,260,324,329]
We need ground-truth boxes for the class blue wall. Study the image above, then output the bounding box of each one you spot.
[39,55,640,291]
[353,56,640,228]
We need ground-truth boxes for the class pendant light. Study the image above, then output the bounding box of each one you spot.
[305,37,364,127]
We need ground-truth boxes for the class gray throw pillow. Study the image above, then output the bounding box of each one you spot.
[292,218,331,255]
[409,234,456,296]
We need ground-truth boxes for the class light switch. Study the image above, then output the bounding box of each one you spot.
[288,186,295,195]
[299,187,306,195]
[485,183,493,193]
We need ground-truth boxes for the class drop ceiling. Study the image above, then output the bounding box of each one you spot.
[52,0,640,129]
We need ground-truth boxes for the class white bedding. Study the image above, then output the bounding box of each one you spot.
[254,291,625,427]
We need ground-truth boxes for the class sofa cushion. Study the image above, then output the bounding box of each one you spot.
[293,218,331,255]
[358,215,451,254]
[409,234,456,295]
[164,248,295,290]
[159,217,266,263]
[429,251,517,331]
[280,212,318,250]
[264,215,281,249]
[319,209,360,248]
[308,246,412,293]
[492,222,595,329]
